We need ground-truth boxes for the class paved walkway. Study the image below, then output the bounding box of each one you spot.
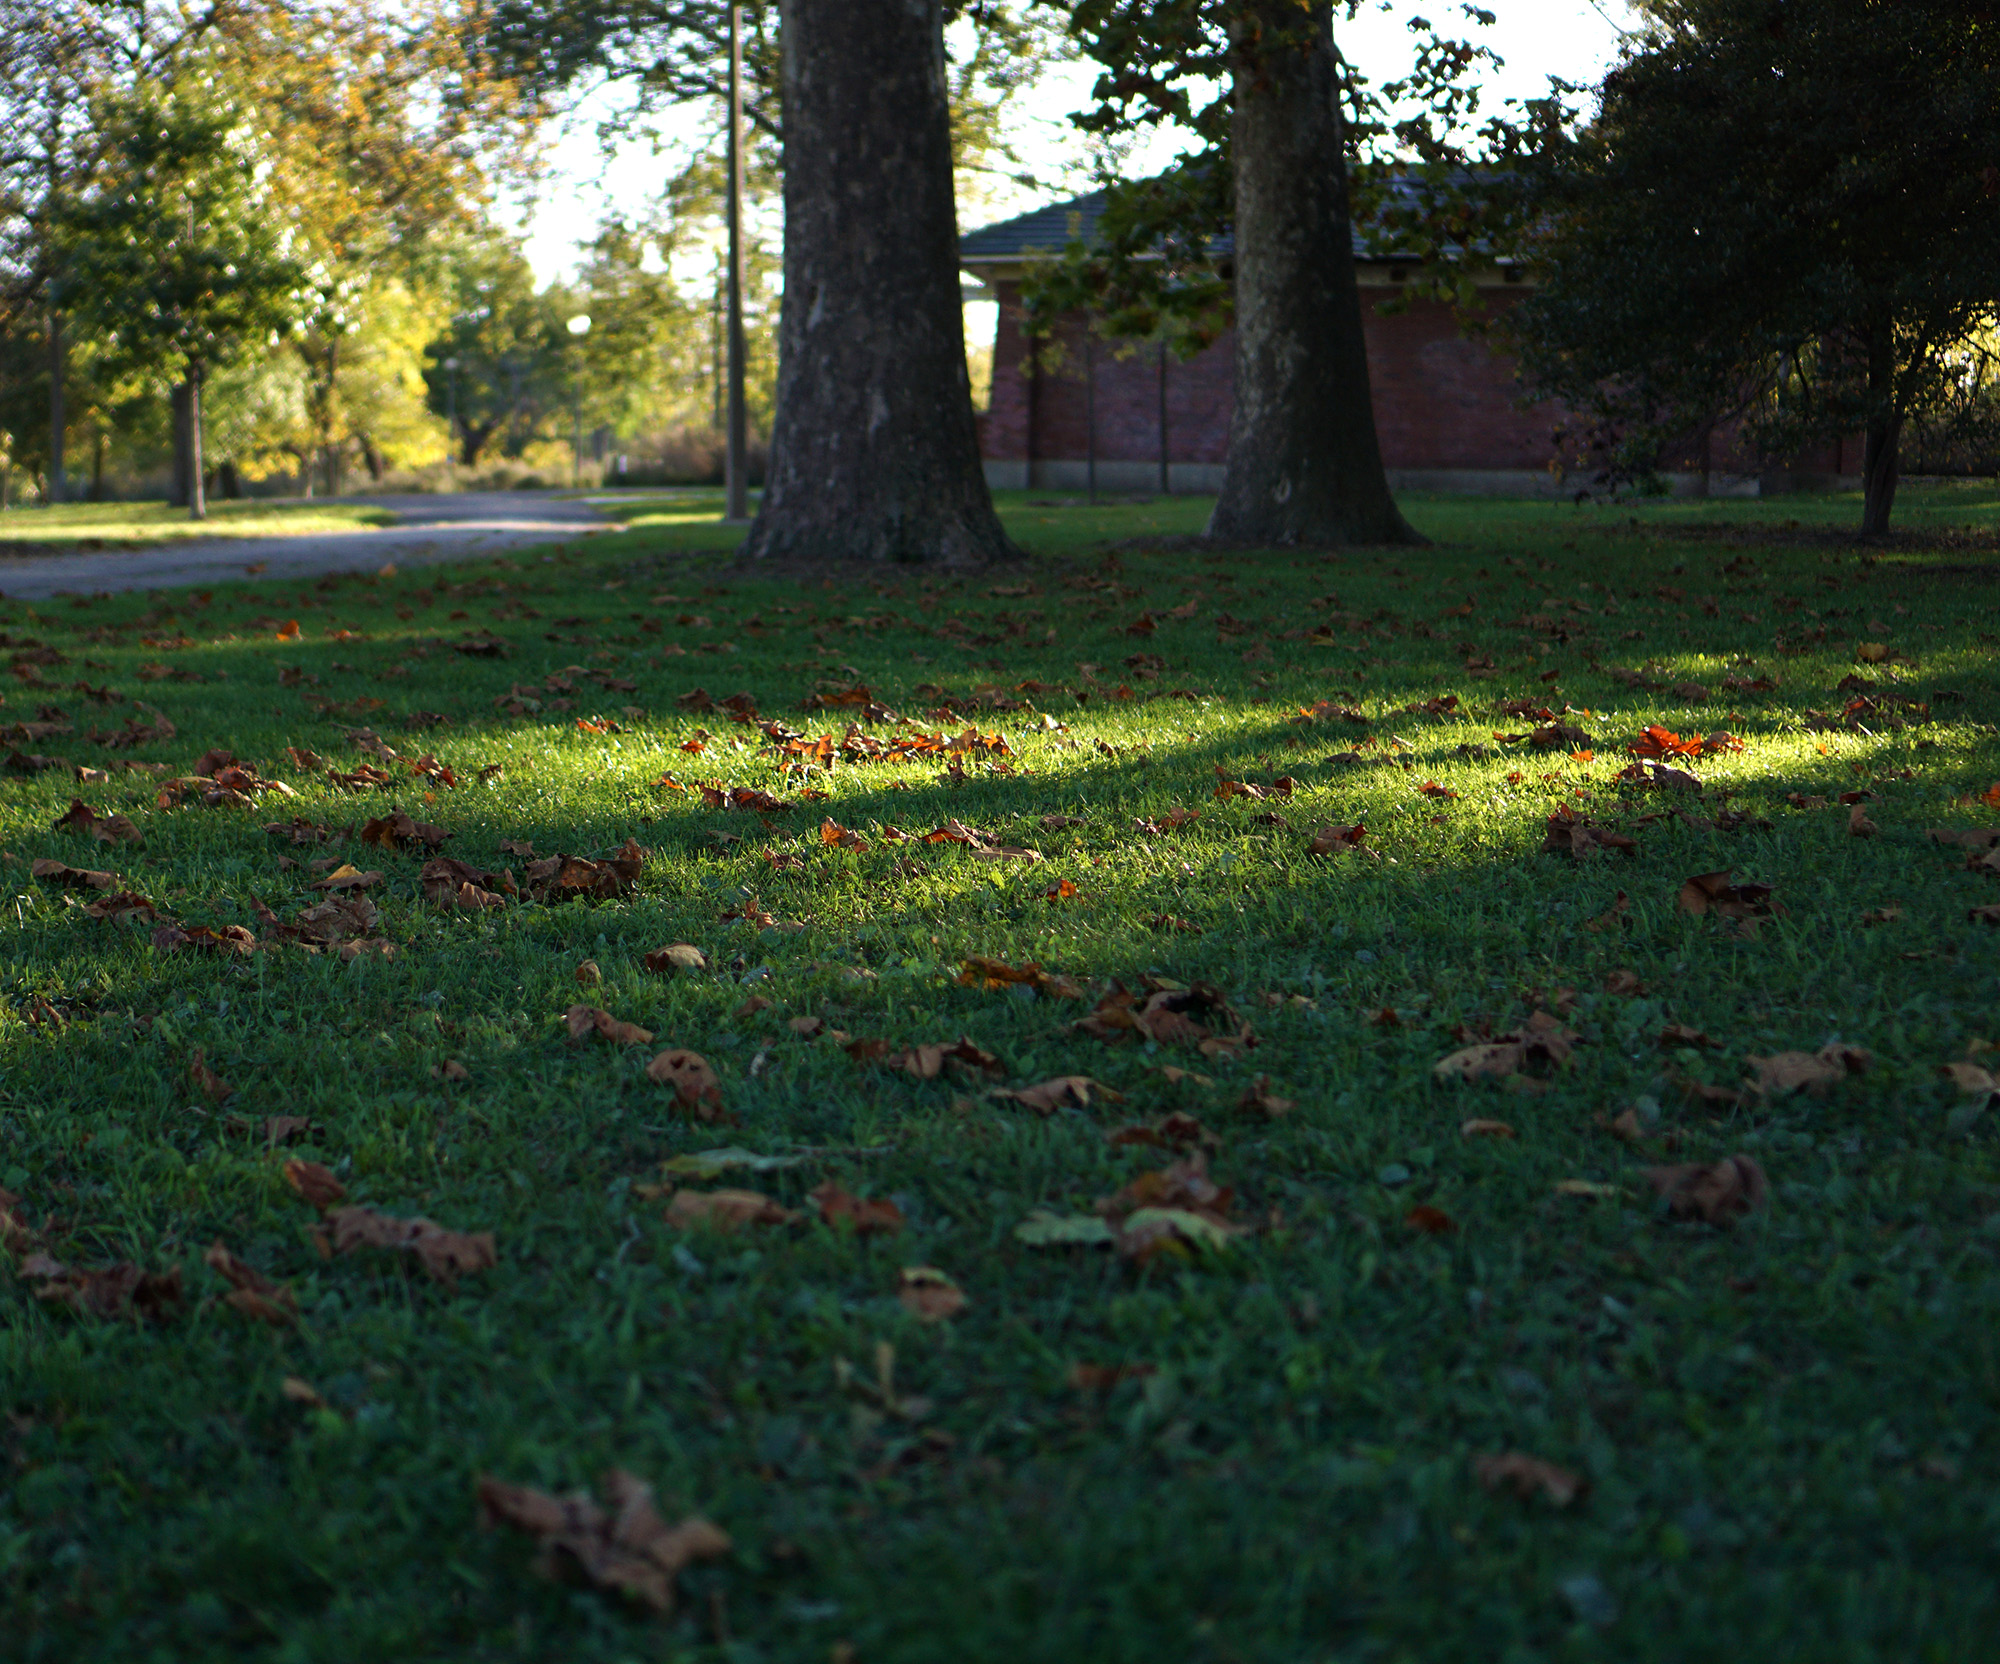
[0,492,616,599]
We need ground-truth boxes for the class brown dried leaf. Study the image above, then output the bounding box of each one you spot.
[325,1205,497,1282]
[643,943,708,975]
[477,1469,730,1613]
[25,1257,183,1321]
[885,1037,1005,1079]
[202,1242,296,1324]
[662,1188,797,1231]
[1473,1452,1587,1508]
[282,1158,347,1212]
[564,1005,655,1046]
[1642,1154,1769,1225]
[646,1049,726,1119]
[897,1266,967,1322]
[1745,1042,1870,1097]
[990,1075,1120,1115]
[810,1180,905,1236]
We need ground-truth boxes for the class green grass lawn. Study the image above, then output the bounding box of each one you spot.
[0,498,397,551]
[3,484,1998,1662]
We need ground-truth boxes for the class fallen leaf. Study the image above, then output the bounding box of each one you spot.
[311,863,383,892]
[1432,1012,1579,1083]
[202,1242,295,1324]
[1405,1204,1456,1234]
[1307,822,1370,857]
[477,1469,730,1613]
[897,1265,967,1322]
[643,943,708,975]
[956,956,1087,1000]
[884,1037,1005,1080]
[1658,1022,1717,1049]
[1473,1452,1587,1507]
[54,798,140,845]
[1676,870,1787,930]
[646,1049,726,1118]
[189,1048,233,1105]
[810,1180,904,1236]
[1460,1118,1515,1139]
[1848,803,1878,838]
[264,1115,311,1144]
[23,1256,183,1321]
[1235,1076,1294,1118]
[1642,1154,1769,1224]
[324,1206,497,1282]
[663,1188,797,1230]
[990,1075,1120,1114]
[359,810,450,852]
[1541,807,1636,857]
[565,1005,654,1046]
[1745,1043,1870,1097]
[282,1159,347,1212]
[1107,1112,1218,1152]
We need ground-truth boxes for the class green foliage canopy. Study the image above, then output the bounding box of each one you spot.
[1507,0,2000,531]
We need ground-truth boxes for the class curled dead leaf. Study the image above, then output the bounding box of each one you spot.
[990,1075,1119,1115]
[809,1180,904,1236]
[643,943,708,975]
[565,1005,654,1046]
[282,1158,346,1212]
[1473,1452,1586,1508]
[1745,1043,1869,1097]
[202,1242,296,1325]
[897,1265,967,1322]
[325,1206,497,1283]
[1642,1154,1768,1225]
[663,1188,797,1231]
[477,1469,730,1613]
[646,1049,725,1119]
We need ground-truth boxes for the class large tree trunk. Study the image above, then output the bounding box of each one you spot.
[1859,322,1899,536]
[738,0,1016,568]
[1207,2,1422,548]
[47,303,65,505]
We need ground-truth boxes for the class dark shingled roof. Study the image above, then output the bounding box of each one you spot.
[960,180,1473,266]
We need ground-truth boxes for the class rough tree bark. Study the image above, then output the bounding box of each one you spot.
[1860,321,1899,536]
[738,0,1016,568]
[1207,1,1422,548]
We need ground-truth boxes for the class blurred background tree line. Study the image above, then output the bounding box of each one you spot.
[0,0,1066,507]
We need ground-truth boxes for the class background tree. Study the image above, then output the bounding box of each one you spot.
[1508,0,2000,535]
[64,82,305,518]
[740,0,1015,566]
[1044,0,1544,548]
[0,0,225,500]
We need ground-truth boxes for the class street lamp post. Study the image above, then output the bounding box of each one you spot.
[724,2,749,524]
[565,314,592,489]
[443,356,459,484]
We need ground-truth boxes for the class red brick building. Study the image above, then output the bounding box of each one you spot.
[960,192,1852,497]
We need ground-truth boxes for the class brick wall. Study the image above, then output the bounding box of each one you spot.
[977,279,1563,472]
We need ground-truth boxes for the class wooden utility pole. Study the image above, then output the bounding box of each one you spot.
[724,3,749,522]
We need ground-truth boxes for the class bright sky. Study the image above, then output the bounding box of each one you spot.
[513,0,1640,288]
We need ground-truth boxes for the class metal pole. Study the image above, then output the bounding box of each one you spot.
[47,295,65,504]
[724,3,749,523]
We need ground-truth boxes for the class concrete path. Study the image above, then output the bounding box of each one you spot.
[0,492,618,600]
